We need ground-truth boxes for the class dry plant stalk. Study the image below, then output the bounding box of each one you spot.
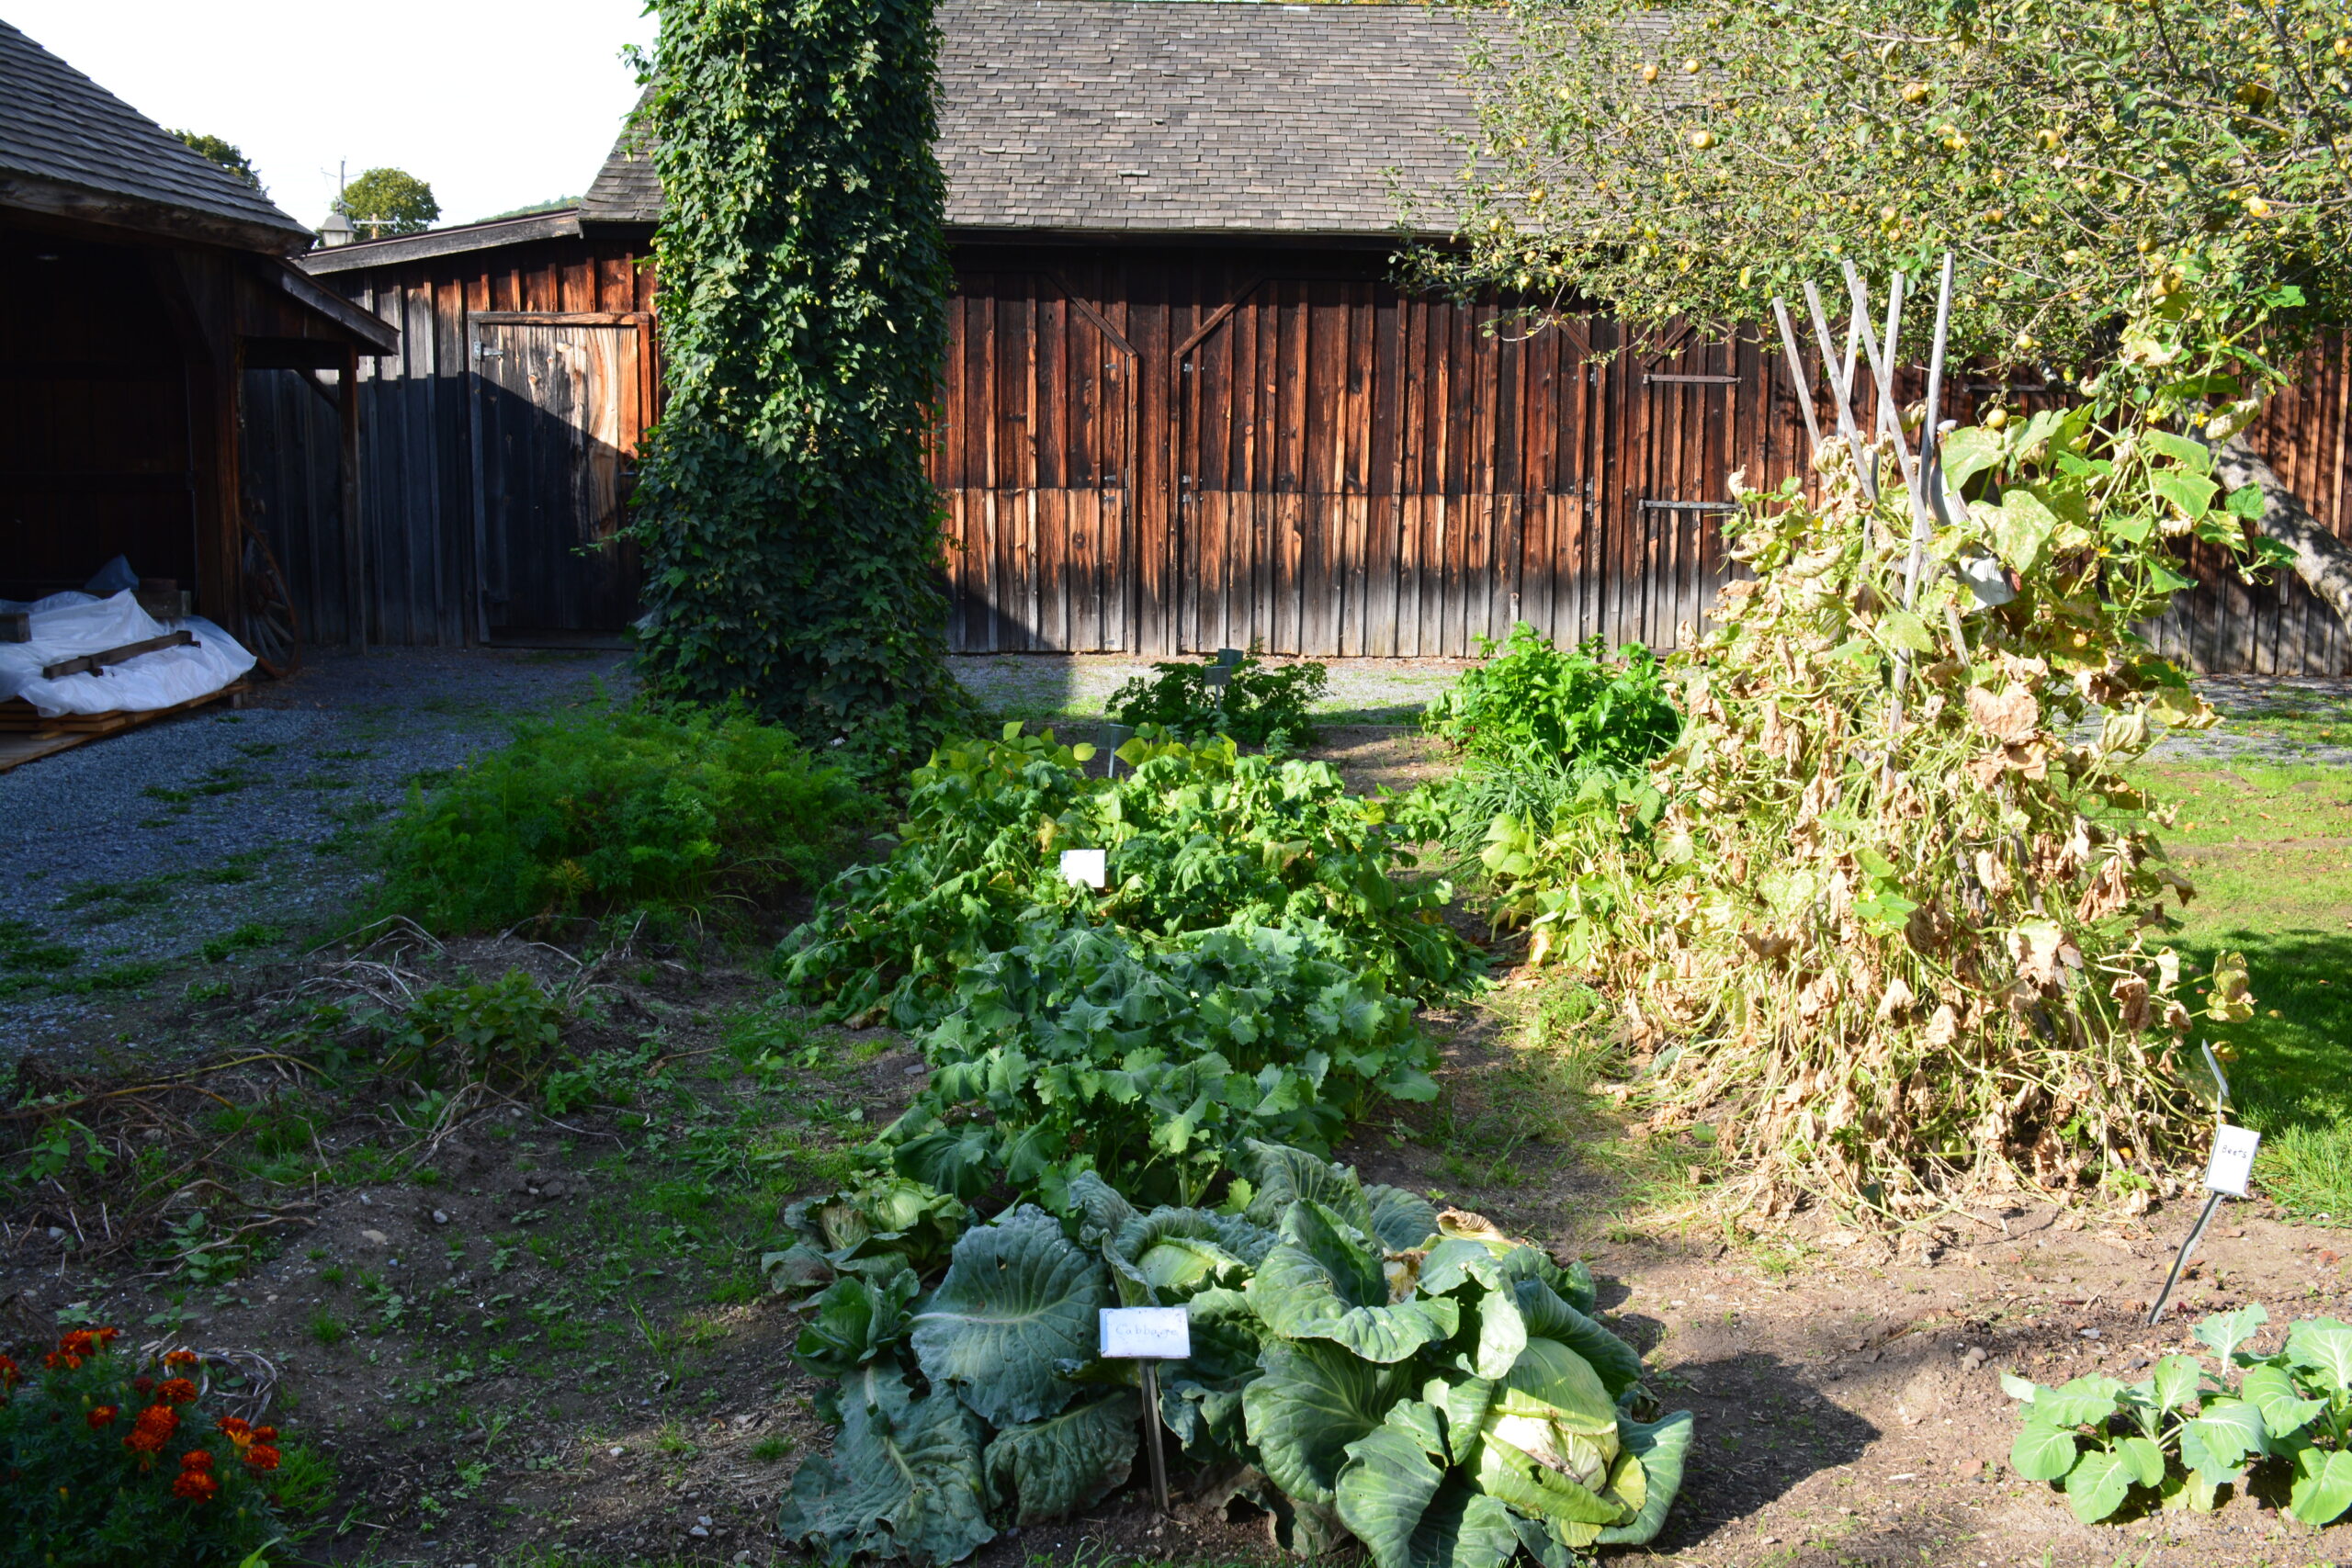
[1507,403,2261,1218]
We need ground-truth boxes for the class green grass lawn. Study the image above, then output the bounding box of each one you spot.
[2135,760,2352,1215]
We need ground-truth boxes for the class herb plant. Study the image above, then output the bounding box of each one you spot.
[1424,628,1680,772]
[2006,1305,2352,1526]
[774,1145,1690,1568]
[1109,654,1329,748]
[0,1331,295,1567]
[375,702,866,933]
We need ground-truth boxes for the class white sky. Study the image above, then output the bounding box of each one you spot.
[7,0,659,229]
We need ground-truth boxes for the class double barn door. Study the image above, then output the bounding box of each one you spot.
[939,265,1798,658]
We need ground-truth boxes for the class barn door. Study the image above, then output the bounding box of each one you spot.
[468,312,649,639]
[934,274,1137,652]
[1616,325,1751,649]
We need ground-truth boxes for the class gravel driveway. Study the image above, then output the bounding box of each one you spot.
[0,649,630,1055]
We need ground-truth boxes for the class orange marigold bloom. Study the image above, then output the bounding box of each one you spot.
[95,1327,120,1348]
[42,1352,83,1371]
[216,1416,253,1445]
[179,1450,213,1472]
[131,1375,153,1396]
[243,1444,281,1473]
[252,1425,277,1444]
[0,1355,21,1388]
[170,1469,219,1504]
[162,1349,199,1369]
[154,1378,199,1405]
[57,1331,96,1359]
[123,1404,178,1454]
[86,1405,118,1430]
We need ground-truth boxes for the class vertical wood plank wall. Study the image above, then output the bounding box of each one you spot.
[256,235,2350,672]
[245,234,655,647]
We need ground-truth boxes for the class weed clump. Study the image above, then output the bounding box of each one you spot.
[1108,651,1329,747]
[375,703,867,933]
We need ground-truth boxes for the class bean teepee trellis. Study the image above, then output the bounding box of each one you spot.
[1770,255,1982,724]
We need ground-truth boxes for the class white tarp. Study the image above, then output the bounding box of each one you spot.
[0,591,257,717]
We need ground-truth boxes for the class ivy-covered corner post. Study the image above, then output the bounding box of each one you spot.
[630,0,968,770]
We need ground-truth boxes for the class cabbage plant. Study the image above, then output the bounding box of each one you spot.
[775,1143,1692,1567]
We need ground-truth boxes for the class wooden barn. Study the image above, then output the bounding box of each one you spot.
[0,18,395,660]
[268,0,2352,673]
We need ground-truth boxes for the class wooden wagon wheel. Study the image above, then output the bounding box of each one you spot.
[240,521,302,679]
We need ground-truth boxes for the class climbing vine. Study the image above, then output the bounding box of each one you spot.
[629,0,967,770]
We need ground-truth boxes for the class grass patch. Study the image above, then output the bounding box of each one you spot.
[2134,761,2352,1215]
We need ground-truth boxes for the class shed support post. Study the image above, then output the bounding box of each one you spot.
[340,344,366,655]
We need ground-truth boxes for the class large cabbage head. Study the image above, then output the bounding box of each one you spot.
[1482,1338,1621,1490]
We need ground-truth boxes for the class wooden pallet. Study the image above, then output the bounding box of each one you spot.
[0,682,250,773]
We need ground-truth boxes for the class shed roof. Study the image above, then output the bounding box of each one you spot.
[579,0,1476,238]
[0,18,315,254]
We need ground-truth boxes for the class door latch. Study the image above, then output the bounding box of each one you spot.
[472,342,503,361]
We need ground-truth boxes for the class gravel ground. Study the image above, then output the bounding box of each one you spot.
[0,648,630,1055]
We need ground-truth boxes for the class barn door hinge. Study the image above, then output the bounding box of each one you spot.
[472,341,503,361]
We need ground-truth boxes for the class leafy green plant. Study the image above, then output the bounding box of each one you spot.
[783,727,1471,1030]
[2006,1304,2352,1525]
[881,919,1437,1206]
[0,1331,295,1566]
[375,702,866,933]
[1109,655,1329,748]
[368,970,570,1095]
[775,1145,1690,1568]
[1426,629,1679,772]
[628,0,968,768]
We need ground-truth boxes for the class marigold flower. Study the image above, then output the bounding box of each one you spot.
[243,1444,282,1473]
[217,1416,254,1445]
[252,1425,277,1444]
[123,1404,178,1454]
[42,1351,83,1371]
[131,1376,154,1396]
[95,1327,120,1348]
[57,1331,97,1359]
[162,1349,199,1369]
[179,1449,213,1472]
[86,1405,118,1430]
[154,1378,199,1405]
[170,1469,219,1504]
[0,1355,21,1389]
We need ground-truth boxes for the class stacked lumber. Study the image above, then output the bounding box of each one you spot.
[0,682,249,739]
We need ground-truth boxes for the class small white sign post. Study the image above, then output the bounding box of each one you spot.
[1099,1306,1190,1513]
[1059,849,1107,889]
[2148,1055,2262,1325]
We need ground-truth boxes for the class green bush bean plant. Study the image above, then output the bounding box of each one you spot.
[879,919,1438,1207]
[781,726,1472,1029]
[773,1144,1690,1568]
[2005,1304,2352,1526]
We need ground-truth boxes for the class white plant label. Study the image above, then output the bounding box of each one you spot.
[1059,849,1107,889]
[1099,1306,1190,1359]
[2206,1124,2261,1197]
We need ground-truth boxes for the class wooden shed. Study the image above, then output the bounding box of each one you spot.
[0,19,396,660]
[271,0,2352,673]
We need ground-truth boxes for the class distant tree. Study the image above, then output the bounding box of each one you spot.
[171,130,261,190]
[480,197,582,221]
[334,168,440,237]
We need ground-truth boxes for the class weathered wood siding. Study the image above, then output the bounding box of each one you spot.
[266,232,2352,672]
[248,231,655,646]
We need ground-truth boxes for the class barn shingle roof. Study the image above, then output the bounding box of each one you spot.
[580,0,1475,237]
[0,18,315,254]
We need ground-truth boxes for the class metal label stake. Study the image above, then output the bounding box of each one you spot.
[2148,1045,2260,1326]
[1100,1305,1190,1514]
